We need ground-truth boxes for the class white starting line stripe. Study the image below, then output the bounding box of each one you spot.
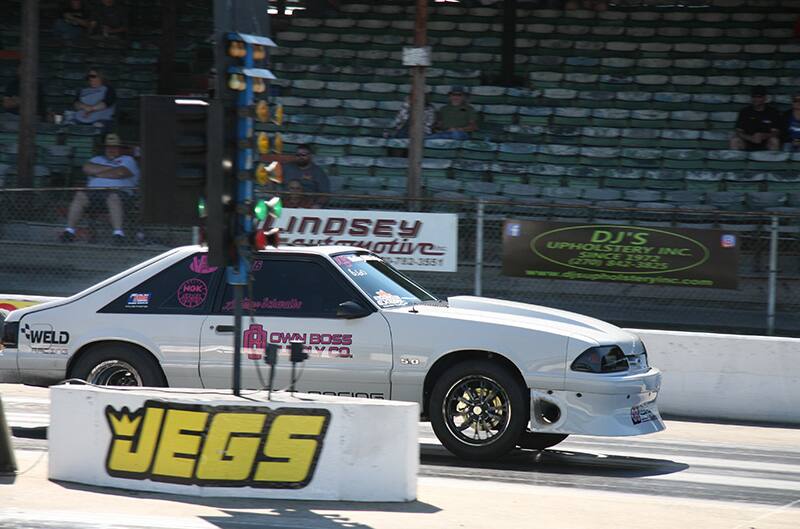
[4,412,49,428]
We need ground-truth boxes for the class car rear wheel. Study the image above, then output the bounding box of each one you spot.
[430,360,527,460]
[70,343,166,387]
[518,431,569,450]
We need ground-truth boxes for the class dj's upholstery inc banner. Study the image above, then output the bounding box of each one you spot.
[503,221,740,289]
[275,209,458,272]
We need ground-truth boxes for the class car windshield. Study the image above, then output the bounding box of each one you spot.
[332,252,437,308]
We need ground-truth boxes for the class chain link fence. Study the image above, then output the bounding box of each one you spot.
[1,187,799,336]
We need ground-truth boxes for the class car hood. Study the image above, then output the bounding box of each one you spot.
[440,295,637,345]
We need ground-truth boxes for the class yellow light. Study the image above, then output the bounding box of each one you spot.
[274,133,283,154]
[273,104,284,126]
[257,132,269,154]
[253,45,266,60]
[255,163,269,185]
[255,100,269,123]
[228,74,245,91]
[227,41,246,58]
[253,78,266,94]
[267,161,283,184]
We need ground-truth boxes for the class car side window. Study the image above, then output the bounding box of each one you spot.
[100,253,222,314]
[218,259,356,318]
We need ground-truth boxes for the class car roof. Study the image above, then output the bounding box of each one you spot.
[177,244,368,258]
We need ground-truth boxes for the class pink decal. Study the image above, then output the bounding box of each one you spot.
[222,297,303,312]
[334,255,353,266]
[190,255,218,274]
[177,278,208,308]
[251,260,263,272]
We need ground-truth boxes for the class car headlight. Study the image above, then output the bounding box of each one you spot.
[571,345,628,374]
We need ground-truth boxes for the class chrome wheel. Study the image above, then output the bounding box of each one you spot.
[86,360,143,386]
[442,374,511,446]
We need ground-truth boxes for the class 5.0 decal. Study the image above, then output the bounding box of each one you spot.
[105,400,330,489]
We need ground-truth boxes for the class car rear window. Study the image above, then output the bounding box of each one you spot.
[99,253,222,314]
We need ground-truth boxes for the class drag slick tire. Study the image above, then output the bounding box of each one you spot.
[70,342,166,387]
[518,431,569,450]
[430,360,527,460]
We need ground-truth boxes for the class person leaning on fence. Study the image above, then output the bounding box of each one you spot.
[60,134,139,244]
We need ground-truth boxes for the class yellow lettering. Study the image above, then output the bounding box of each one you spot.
[151,409,208,478]
[106,406,164,474]
[195,412,266,481]
[255,414,327,484]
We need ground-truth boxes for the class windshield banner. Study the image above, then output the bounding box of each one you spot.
[274,208,459,272]
[503,220,739,289]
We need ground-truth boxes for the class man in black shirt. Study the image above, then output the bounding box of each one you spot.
[730,85,781,151]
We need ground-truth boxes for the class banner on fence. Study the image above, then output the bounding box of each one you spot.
[503,221,739,289]
[274,208,458,272]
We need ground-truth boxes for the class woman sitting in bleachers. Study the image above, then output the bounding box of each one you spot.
[66,68,116,134]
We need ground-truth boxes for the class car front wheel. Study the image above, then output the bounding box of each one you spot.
[430,360,527,460]
[70,343,166,387]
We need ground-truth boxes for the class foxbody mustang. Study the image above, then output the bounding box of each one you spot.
[0,245,663,459]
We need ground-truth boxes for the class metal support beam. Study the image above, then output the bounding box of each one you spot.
[500,0,519,86]
[766,216,778,335]
[18,0,39,188]
[406,0,428,209]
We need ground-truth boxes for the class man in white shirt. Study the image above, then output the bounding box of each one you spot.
[60,133,139,243]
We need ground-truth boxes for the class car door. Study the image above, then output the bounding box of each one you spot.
[199,255,393,398]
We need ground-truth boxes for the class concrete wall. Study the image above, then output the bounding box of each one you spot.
[49,386,418,501]
[631,329,800,425]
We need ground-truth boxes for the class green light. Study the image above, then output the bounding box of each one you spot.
[267,196,282,218]
[253,199,268,221]
[197,197,206,218]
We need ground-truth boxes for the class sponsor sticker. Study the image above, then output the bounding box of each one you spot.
[126,293,151,308]
[177,278,208,309]
[631,402,657,425]
[105,401,330,488]
[240,323,353,359]
[189,255,218,274]
[22,323,70,346]
[372,290,406,308]
[721,234,737,248]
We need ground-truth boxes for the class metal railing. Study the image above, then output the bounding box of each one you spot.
[1,187,798,337]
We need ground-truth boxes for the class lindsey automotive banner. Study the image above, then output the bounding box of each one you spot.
[274,209,458,272]
[503,221,739,289]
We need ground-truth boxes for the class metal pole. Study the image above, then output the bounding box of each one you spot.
[18,0,39,188]
[766,215,778,336]
[500,0,518,86]
[233,282,243,395]
[406,0,428,209]
[474,200,484,297]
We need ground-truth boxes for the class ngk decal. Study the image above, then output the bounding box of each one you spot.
[242,323,353,359]
[275,208,458,272]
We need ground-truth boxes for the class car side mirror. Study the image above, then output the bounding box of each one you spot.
[337,301,370,319]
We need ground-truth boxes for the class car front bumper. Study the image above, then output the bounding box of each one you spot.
[529,367,665,436]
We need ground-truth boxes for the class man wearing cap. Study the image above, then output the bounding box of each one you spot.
[428,85,479,140]
[730,86,781,151]
[282,144,330,209]
[60,133,140,243]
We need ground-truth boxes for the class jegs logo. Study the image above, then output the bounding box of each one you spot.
[22,323,70,345]
[105,401,330,489]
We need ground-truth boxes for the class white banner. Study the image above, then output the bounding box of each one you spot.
[274,208,458,272]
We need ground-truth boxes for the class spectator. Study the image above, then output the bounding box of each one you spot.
[428,85,479,140]
[53,0,92,42]
[60,134,139,243]
[283,178,314,209]
[282,144,330,209]
[88,0,129,40]
[67,68,116,132]
[2,64,45,119]
[384,94,436,138]
[782,93,800,152]
[730,85,781,151]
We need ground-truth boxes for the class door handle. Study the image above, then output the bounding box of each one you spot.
[215,325,235,334]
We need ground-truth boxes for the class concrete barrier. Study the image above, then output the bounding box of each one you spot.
[48,385,418,501]
[631,329,800,424]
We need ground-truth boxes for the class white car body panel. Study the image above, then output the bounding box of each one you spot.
[0,245,664,438]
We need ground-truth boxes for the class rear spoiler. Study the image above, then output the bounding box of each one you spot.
[0,295,64,313]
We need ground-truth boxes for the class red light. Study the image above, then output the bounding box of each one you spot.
[254,229,267,250]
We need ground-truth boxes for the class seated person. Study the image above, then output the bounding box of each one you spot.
[283,178,315,209]
[53,0,92,41]
[282,144,330,209]
[730,86,781,151]
[782,93,800,152]
[88,0,129,39]
[384,94,436,138]
[428,86,479,140]
[68,68,116,131]
[2,64,45,119]
[60,134,139,243]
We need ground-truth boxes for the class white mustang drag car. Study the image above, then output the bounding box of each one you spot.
[1,245,663,459]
